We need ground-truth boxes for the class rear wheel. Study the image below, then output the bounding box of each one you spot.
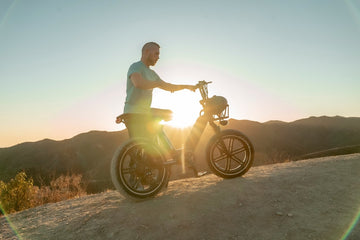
[206,130,254,178]
[111,138,168,199]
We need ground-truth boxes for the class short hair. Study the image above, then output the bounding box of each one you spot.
[142,42,160,53]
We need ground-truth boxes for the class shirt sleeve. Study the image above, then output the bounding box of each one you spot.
[127,62,141,79]
[152,70,161,82]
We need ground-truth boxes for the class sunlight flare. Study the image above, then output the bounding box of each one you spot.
[341,206,360,240]
[0,0,18,30]
[0,204,23,240]
[181,144,185,174]
[152,89,201,129]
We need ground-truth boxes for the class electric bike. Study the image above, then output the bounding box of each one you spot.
[111,81,254,199]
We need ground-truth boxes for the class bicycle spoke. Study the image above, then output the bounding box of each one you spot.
[230,154,244,165]
[225,157,231,171]
[129,148,138,159]
[228,138,234,153]
[132,178,141,189]
[213,153,228,163]
[215,140,228,155]
[231,146,246,155]
[122,167,134,175]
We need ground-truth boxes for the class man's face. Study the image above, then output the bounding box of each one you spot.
[148,47,160,66]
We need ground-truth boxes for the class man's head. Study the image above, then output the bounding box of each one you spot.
[141,42,160,67]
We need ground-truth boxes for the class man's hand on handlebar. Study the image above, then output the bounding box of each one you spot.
[186,85,197,92]
[172,81,212,93]
[196,80,212,88]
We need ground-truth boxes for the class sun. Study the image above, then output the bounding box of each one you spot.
[150,61,212,128]
[169,105,199,128]
[152,89,202,129]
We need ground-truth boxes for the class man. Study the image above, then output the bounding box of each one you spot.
[122,42,205,177]
[123,42,196,138]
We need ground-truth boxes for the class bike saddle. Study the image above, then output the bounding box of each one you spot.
[150,108,173,122]
[116,109,173,124]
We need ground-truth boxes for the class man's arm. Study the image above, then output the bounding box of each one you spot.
[130,72,161,89]
[157,80,196,92]
[130,73,196,92]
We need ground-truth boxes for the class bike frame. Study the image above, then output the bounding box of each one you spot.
[153,81,228,162]
[155,114,220,159]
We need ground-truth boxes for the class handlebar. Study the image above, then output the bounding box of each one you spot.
[196,80,212,89]
[196,80,211,100]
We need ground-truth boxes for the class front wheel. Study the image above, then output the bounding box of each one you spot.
[206,129,254,178]
[110,138,168,199]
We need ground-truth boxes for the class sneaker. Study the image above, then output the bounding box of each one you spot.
[185,152,207,177]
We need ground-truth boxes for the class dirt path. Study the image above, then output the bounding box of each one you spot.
[1,154,360,240]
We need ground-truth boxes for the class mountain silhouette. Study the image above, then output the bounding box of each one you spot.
[1,116,359,193]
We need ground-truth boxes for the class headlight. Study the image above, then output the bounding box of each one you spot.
[204,95,228,115]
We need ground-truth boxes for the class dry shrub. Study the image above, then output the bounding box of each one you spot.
[0,172,87,214]
[0,172,36,214]
[32,173,86,206]
[266,149,293,164]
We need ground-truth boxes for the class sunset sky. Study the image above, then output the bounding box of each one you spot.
[1,0,360,147]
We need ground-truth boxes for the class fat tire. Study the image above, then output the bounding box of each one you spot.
[110,138,168,199]
[206,129,254,178]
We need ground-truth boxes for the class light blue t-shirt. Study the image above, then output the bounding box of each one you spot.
[123,61,161,113]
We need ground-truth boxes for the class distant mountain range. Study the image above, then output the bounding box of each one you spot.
[1,116,360,192]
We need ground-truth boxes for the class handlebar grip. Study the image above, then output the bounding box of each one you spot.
[196,80,212,88]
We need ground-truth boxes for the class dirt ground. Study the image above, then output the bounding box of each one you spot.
[1,154,360,240]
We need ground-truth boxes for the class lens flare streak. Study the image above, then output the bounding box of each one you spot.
[341,206,360,240]
[0,204,23,240]
[0,0,18,31]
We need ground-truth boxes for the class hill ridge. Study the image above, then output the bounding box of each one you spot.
[3,116,359,150]
[1,116,360,192]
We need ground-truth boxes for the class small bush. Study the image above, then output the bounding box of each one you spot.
[0,172,87,215]
[0,171,35,214]
[32,174,86,205]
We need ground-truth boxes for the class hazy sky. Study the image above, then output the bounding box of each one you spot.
[1,0,360,147]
